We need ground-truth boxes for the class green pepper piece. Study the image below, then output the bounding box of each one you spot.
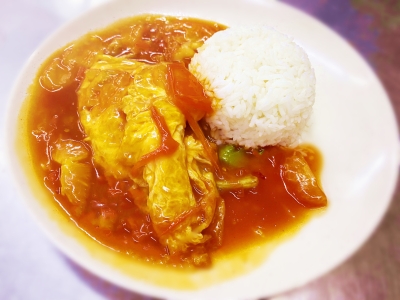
[218,144,247,167]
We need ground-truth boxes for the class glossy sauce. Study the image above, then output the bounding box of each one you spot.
[218,146,323,253]
[26,15,325,267]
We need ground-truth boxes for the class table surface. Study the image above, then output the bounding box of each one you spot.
[1,0,399,299]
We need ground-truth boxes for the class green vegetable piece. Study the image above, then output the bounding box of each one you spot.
[218,144,246,167]
[216,175,259,190]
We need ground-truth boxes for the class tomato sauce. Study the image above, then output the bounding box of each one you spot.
[26,15,326,267]
[218,146,323,252]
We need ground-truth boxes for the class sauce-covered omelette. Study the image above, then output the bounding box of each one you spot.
[26,14,327,268]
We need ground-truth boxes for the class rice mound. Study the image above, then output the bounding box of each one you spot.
[189,26,316,148]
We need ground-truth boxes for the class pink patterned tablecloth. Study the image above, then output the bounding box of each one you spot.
[0,0,399,299]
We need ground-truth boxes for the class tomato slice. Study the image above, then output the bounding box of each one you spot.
[167,63,221,176]
[167,63,212,121]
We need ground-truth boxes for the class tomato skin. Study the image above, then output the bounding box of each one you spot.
[131,106,179,174]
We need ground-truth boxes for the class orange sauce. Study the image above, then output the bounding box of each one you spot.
[218,146,323,253]
[26,15,326,268]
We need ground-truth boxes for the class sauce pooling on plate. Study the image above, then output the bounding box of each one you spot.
[26,14,327,268]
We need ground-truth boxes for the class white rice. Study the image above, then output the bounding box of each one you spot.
[189,26,316,148]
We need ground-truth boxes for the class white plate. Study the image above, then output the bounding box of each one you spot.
[5,0,399,299]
